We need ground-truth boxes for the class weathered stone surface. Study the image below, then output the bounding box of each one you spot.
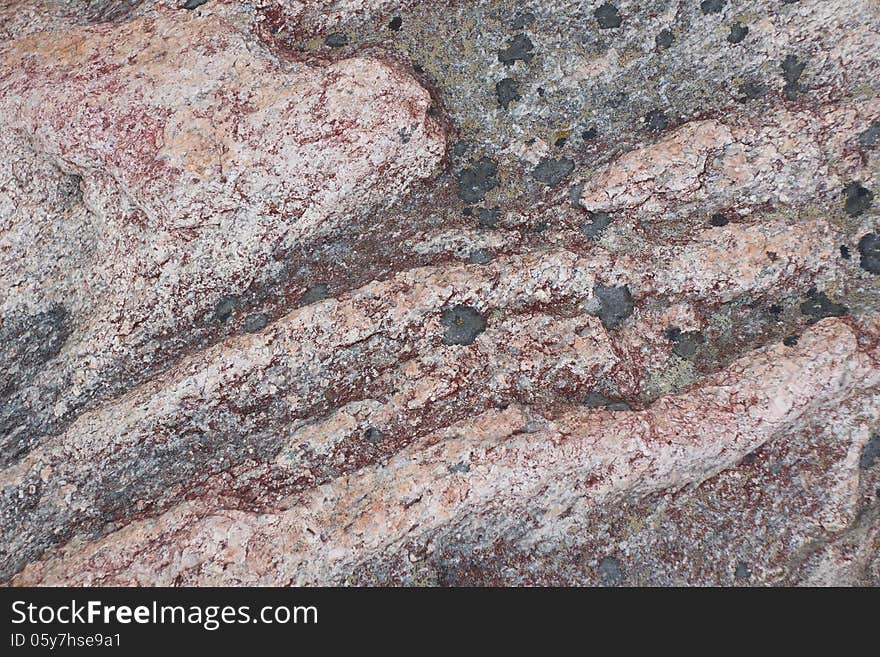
[0,0,444,465]
[11,317,880,585]
[578,102,879,217]
[2,0,879,586]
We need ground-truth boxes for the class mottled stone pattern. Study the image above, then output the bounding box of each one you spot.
[0,0,878,586]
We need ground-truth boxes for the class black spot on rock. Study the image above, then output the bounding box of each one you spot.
[738,80,766,102]
[655,28,674,48]
[781,54,806,99]
[670,330,703,359]
[727,23,748,44]
[593,284,634,330]
[644,109,668,132]
[781,55,805,83]
[583,392,630,411]
[183,0,209,9]
[783,335,799,347]
[734,562,752,581]
[364,428,384,443]
[840,245,851,259]
[800,289,847,321]
[458,158,499,203]
[299,283,329,306]
[241,313,269,333]
[582,126,598,141]
[858,121,880,149]
[324,33,349,48]
[700,0,726,14]
[768,303,783,315]
[583,392,609,408]
[844,182,874,217]
[598,556,626,586]
[554,136,568,147]
[476,206,501,228]
[709,213,729,226]
[861,434,880,469]
[595,3,622,29]
[496,78,521,109]
[388,16,402,31]
[440,305,487,346]
[532,157,575,186]
[468,248,493,265]
[858,233,880,274]
[498,33,534,65]
[212,295,239,322]
[579,211,612,239]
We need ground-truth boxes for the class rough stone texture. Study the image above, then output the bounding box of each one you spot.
[578,104,879,218]
[0,0,444,466]
[10,316,880,585]
[1,0,879,586]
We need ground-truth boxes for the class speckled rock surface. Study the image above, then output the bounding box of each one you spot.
[1,0,878,586]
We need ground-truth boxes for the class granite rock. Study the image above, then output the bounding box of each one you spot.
[1,0,879,586]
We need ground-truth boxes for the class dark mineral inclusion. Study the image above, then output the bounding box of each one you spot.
[532,157,575,186]
[498,33,534,65]
[583,392,630,411]
[580,211,612,239]
[441,305,487,346]
[496,77,521,109]
[800,289,848,320]
[595,3,622,29]
[593,285,634,330]
[858,233,880,274]
[844,182,874,217]
[458,157,499,203]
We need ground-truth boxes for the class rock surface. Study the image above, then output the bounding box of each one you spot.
[1,0,878,586]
